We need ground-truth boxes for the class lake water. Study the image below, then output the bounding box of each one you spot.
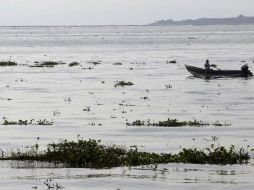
[0,25,254,189]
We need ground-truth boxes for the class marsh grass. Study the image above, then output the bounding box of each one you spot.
[114,81,134,87]
[0,61,17,66]
[1,139,249,167]
[2,119,53,126]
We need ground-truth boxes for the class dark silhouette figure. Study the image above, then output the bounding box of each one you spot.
[241,64,253,77]
[204,59,211,73]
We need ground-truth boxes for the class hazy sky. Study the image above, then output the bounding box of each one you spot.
[0,0,253,25]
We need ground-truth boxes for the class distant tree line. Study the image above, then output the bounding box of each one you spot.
[149,15,254,26]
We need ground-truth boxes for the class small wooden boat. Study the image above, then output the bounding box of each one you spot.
[185,64,253,78]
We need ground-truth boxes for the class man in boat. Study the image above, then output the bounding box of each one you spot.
[241,64,253,77]
[204,59,211,73]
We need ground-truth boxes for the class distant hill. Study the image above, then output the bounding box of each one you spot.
[149,15,254,26]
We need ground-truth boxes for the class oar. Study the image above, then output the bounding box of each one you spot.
[210,64,220,70]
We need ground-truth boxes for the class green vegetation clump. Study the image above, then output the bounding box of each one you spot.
[165,84,172,89]
[2,119,53,126]
[114,81,134,87]
[127,118,209,127]
[30,61,65,67]
[113,62,122,65]
[171,144,249,165]
[88,61,102,65]
[0,61,17,66]
[1,139,249,167]
[212,121,231,126]
[36,119,54,125]
[69,62,80,67]
[81,67,93,70]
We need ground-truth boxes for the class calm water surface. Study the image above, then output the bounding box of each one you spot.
[0,25,253,189]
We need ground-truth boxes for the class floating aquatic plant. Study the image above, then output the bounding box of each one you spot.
[127,118,231,127]
[83,106,91,112]
[87,60,101,65]
[113,62,122,65]
[165,84,172,89]
[44,179,63,190]
[2,119,53,126]
[140,96,150,100]
[114,81,134,87]
[81,67,93,70]
[0,61,17,66]
[1,138,249,167]
[212,121,231,126]
[127,118,209,127]
[30,61,65,67]
[69,62,80,67]
[166,60,176,64]
[171,144,249,165]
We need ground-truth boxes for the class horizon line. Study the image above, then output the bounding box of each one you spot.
[0,24,148,27]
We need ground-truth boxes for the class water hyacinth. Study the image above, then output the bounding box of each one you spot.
[114,81,134,87]
[2,119,53,126]
[127,118,230,127]
[0,61,17,66]
[30,61,65,67]
[127,118,209,127]
[1,138,250,168]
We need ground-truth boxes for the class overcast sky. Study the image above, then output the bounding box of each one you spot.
[0,0,253,25]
